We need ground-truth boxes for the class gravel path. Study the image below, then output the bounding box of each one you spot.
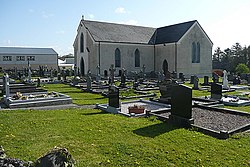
[153,107,250,132]
[192,107,250,132]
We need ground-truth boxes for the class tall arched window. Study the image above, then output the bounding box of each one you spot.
[115,48,121,67]
[80,33,84,53]
[196,42,200,63]
[192,42,196,63]
[135,49,140,67]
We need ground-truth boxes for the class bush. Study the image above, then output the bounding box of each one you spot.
[235,63,250,75]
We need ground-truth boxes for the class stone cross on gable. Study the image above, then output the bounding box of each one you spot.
[109,64,116,85]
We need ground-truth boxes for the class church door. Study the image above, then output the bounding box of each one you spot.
[162,59,168,75]
[80,57,85,76]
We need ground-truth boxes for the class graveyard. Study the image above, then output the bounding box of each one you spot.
[0,69,250,166]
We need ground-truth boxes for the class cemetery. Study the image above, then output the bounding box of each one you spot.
[0,66,250,166]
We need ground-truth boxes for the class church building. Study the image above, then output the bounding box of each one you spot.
[73,18,212,78]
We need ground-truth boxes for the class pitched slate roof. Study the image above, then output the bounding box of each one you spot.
[0,47,58,55]
[149,20,197,44]
[82,20,198,45]
[83,20,156,44]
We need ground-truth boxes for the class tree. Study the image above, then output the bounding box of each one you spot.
[235,63,250,75]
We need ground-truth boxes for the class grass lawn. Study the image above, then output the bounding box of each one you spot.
[0,108,250,166]
[43,84,108,105]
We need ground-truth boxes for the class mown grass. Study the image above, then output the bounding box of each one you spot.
[43,84,107,105]
[0,108,250,166]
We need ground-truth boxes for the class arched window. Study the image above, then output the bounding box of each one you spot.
[192,42,196,63]
[135,49,140,67]
[80,33,84,53]
[115,48,121,67]
[197,42,200,63]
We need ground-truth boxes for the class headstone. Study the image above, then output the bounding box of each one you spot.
[172,71,177,79]
[211,83,222,100]
[192,76,199,90]
[3,74,10,101]
[171,84,192,119]
[190,75,195,84]
[203,76,209,86]
[119,68,126,88]
[158,71,165,83]
[108,85,119,108]
[96,65,101,83]
[222,70,229,89]
[37,78,41,87]
[109,64,115,85]
[169,84,193,128]
[212,73,219,83]
[142,64,146,79]
[179,73,185,82]
[57,73,61,81]
[233,76,241,85]
[134,71,138,82]
[86,70,92,92]
[159,79,176,103]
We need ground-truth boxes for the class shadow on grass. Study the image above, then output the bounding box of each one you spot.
[133,122,177,138]
[81,110,108,116]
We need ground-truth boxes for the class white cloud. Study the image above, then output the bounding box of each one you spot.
[115,7,127,14]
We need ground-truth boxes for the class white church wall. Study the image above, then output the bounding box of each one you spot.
[177,23,212,77]
[155,43,176,73]
[96,42,154,76]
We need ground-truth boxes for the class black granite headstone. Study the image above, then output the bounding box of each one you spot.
[211,83,222,100]
[192,76,199,90]
[171,84,192,119]
[190,75,195,84]
[203,76,209,86]
[108,85,119,108]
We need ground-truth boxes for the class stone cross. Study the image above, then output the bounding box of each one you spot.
[96,65,101,82]
[86,70,92,91]
[109,64,115,85]
[142,64,146,79]
[120,68,126,88]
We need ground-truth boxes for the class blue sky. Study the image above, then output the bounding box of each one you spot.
[1,0,250,56]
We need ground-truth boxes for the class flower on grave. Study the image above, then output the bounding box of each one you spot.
[128,105,145,109]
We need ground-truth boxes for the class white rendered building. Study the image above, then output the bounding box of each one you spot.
[73,18,213,77]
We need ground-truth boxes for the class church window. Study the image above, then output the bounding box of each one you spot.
[80,33,84,53]
[115,48,121,67]
[192,42,201,63]
[196,42,200,63]
[192,42,196,63]
[135,49,140,67]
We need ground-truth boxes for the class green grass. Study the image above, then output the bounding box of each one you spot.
[43,84,107,105]
[0,108,250,166]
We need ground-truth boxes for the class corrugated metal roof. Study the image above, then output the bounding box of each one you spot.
[0,47,58,55]
[84,20,156,44]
